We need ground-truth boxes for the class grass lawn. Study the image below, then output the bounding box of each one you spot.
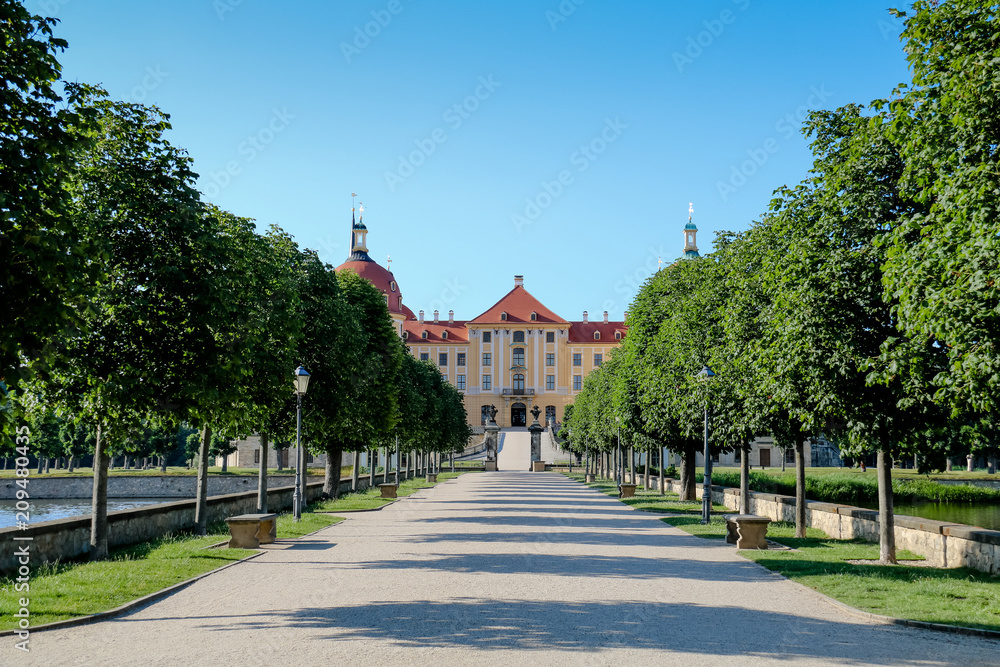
[564,472,728,514]
[312,471,466,512]
[0,509,344,631]
[662,516,1000,632]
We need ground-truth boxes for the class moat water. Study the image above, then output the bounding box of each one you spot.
[855,499,1000,531]
[0,497,173,529]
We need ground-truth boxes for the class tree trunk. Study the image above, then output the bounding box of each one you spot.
[644,450,650,489]
[679,451,696,501]
[629,446,636,484]
[351,451,360,491]
[988,453,997,475]
[160,455,166,473]
[323,444,343,498]
[44,457,50,474]
[257,433,269,513]
[221,451,228,473]
[794,437,806,538]
[68,456,75,473]
[36,456,43,475]
[395,438,401,484]
[740,445,751,514]
[781,448,786,472]
[877,450,897,564]
[659,446,666,496]
[967,454,974,472]
[194,425,212,536]
[945,457,953,472]
[299,446,308,506]
[90,424,110,561]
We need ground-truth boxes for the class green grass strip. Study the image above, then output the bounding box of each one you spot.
[662,516,1000,632]
[0,508,344,630]
[564,472,729,515]
[312,471,466,512]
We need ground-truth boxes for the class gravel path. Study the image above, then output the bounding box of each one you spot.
[13,472,998,666]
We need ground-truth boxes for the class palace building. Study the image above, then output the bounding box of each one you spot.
[334,205,631,429]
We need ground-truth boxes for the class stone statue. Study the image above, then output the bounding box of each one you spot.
[486,404,498,424]
[530,405,541,422]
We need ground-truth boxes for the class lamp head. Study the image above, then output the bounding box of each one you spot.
[294,365,311,394]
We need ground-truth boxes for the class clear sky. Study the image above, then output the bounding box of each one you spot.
[44,0,912,321]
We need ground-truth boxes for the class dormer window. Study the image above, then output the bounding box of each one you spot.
[397,296,402,309]
[421,330,428,339]
[614,331,622,340]
[442,330,449,340]
[594,331,601,340]
[530,312,537,321]
[500,312,507,321]
[402,331,409,340]
[390,281,397,292]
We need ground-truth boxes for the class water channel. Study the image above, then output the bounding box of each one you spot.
[853,499,1000,531]
[0,497,174,530]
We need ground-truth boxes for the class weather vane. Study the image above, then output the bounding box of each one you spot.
[352,192,357,212]
[387,254,392,270]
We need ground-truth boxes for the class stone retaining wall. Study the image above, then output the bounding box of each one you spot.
[655,477,1000,575]
[0,474,328,499]
[0,468,423,575]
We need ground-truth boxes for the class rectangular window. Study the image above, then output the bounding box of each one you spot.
[573,375,582,391]
[786,448,795,464]
[512,348,525,366]
[546,375,555,390]
[546,331,555,343]
[457,374,466,390]
[482,374,492,390]
[457,353,466,366]
[546,353,555,366]
[573,353,582,367]
[483,331,492,343]
[482,352,491,367]
[594,353,603,366]
[420,353,429,361]
[439,353,448,366]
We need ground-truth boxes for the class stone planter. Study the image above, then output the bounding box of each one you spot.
[532,461,546,472]
[425,473,438,483]
[619,484,637,498]
[378,483,398,499]
[585,474,595,483]
[485,461,497,472]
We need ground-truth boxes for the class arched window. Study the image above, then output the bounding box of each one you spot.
[614,331,622,340]
[442,330,448,339]
[594,331,601,340]
[530,312,537,321]
[421,330,428,339]
[513,374,525,391]
[397,296,402,309]
[512,348,525,366]
[513,330,525,343]
[402,331,409,340]
[500,312,508,321]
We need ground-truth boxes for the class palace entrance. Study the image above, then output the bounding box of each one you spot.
[511,402,527,427]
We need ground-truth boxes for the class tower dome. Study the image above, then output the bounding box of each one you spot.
[336,202,410,334]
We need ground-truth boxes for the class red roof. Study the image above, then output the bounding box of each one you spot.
[468,285,569,324]
[336,259,406,316]
[567,321,627,343]
[403,320,469,344]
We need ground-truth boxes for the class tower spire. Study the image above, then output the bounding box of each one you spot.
[683,201,700,259]
[348,194,370,261]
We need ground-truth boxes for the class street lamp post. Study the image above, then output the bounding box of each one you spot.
[292,365,311,522]
[699,365,716,524]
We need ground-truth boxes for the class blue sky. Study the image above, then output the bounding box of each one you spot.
[45,0,912,321]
